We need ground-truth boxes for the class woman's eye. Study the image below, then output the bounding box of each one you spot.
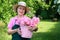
[23,8,25,10]
[19,7,25,10]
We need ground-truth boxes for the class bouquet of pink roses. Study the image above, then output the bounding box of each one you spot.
[30,17,39,27]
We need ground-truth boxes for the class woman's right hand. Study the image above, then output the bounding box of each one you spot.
[8,28,18,35]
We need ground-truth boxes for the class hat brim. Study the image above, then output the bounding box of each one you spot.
[13,4,29,13]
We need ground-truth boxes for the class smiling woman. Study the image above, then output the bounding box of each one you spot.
[7,1,34,40]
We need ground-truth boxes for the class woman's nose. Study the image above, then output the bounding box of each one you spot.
[20,9,23,12]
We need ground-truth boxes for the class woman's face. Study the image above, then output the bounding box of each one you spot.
[17,6,25,16]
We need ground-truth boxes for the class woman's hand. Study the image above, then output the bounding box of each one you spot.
[27,26,33,31]
[32,24,38,32]
[17,28,22,35]
[7,28,18,35]
[32,26,38,32]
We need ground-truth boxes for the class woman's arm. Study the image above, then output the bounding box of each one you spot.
[7,17,19,35]
[8,28,21,35]
[7,28,18,35]
[32,17,40,31]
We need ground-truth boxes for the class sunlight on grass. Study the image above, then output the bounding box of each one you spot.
[37,21,57,32]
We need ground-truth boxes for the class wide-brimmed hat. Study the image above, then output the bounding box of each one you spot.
[13,1,29,13]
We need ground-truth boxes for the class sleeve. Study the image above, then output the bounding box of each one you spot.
[7,18,15,29]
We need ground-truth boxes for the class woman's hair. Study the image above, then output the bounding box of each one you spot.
[16,6,27,15]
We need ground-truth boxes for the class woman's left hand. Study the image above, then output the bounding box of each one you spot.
[27,26,33,31]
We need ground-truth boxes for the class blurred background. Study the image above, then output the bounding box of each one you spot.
[0,0,60,40]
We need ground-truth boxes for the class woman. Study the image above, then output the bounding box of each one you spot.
[7,1,37,40]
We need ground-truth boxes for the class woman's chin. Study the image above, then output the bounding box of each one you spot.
[19,14,24,16]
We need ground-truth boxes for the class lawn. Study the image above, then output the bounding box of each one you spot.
[0,20,60,40]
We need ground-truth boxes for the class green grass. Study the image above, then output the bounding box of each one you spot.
[0,20,60,40]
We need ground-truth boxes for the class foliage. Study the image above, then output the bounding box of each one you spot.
[0,0,59,25]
